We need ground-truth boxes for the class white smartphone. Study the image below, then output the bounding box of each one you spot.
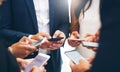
[68,38,85,42]
[82,41,99,48]
[31,38,47,47]
[65,50,87,64]
[24,53,50,72]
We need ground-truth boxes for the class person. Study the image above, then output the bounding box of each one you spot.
[68,0,100,71]
[0,0,69,72]
[70,0,120,72]
[68,0,101,58]
[0,37,46,72]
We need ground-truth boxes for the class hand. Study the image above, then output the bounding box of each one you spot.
[68,31,81,47]
[31,32,51,40]
[70,59,91,72]
[31,32,52,49]
[84,30,100,42]
[84,31,100,52]
[87,55,95,64]
[47,30,66,50]
[17,58,46,72]
[30,66,46,72]
[87,47,98,52]
[9,36,37,58]
[16,58,33,70]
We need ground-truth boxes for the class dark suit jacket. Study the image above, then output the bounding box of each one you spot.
[0,0,69,72]
[88,0,120,72]
[0,43,20,72]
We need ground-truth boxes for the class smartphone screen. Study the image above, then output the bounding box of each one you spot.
[65,50,86,64]
[24,53,50,72]
[82,41,99,48]
[48,37,64,41]
[31,38,47,47]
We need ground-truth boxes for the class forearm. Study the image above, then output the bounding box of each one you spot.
[0,29,30,44]
[70,0,80,33]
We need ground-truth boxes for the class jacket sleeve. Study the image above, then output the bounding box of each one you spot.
[0,0,30,44]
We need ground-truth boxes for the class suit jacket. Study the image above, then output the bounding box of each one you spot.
[0,43,20,72]
[0,0,69,72]
[88,0,120,72]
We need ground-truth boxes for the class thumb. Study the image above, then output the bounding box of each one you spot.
[70,61,75,68]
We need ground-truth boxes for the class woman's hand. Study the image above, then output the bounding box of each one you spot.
[70,59,91,72]
[68,31,81,47]
[30,66,46,72]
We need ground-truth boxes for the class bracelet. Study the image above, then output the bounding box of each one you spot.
[8,47,14,55]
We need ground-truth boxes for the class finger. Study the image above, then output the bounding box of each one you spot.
[19,36,29,43]
[70,61,75,68]
[92,48,97,52]
[72,31,79,38]
[39,66,46,72]
[87,56,94,64]
[84,33,93,37]
[39,32,51,38]
[30,66,37,72]
[21,44,36,51]
[53,30,62,38]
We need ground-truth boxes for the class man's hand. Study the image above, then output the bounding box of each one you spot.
[9,36,37,58]
[47,30,66,50]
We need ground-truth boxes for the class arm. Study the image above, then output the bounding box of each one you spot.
[70,0,80,33]
[0,0,30,44]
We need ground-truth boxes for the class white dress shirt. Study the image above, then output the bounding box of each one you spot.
[33,0,50,54]
[33,0,50,33]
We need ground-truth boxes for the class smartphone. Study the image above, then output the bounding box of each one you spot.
[82,41,99,48]
[24,53,50,72]
[65,50,87,64]
[31,38,47,47]
[68,38,85,42]
[48,37,64,41]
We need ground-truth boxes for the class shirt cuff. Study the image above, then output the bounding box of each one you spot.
[28,35,33,39]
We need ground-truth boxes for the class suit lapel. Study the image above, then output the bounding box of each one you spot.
[25,0,38,32]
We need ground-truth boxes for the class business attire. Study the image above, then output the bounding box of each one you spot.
[88,0,120,72]
[0,0,69,72]
[0,43,20,72]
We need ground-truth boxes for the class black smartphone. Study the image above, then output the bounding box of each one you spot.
[65,50,87,64]
[48,37,64,41]
[24,53,50,72]
[82,41,99,48]
[31,38,47,47]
